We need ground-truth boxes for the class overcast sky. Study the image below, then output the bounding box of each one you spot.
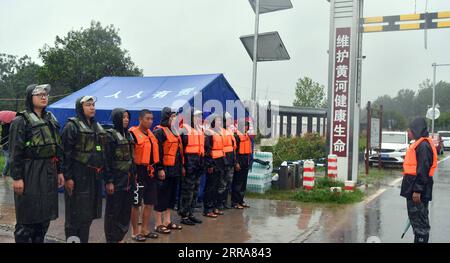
[1,0,450,106]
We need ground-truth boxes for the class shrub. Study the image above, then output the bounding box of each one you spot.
[272,133,326,167]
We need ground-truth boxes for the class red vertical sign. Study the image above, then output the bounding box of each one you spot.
[332,27,351,157]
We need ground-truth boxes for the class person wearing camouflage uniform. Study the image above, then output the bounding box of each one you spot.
[178,109,204,225]
[401,117,437,243]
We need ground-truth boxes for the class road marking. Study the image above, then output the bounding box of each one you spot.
[438,155,450,164]
[364,153,450,205]
[364,188,387,204]
[364,176,403,205]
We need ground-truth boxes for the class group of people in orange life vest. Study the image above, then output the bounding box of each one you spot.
[110,106,253,242]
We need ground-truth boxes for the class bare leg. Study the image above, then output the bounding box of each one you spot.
[163,209,171,226]
[131,206,140,236]
[155,211,163,228]
[141,205,153,234]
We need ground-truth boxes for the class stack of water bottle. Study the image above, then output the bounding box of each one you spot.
[246,152,273,194]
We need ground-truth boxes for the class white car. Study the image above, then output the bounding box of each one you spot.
[438,131,450,150]
[368,131,409,166]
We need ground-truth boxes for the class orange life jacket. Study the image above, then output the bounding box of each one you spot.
[183,124,205,156]
[129,126,159,165]
[403,137,438,177]
[221,127,236,153]
[236,131,252,155]
[209,129,224,159]
[155,125,184,167]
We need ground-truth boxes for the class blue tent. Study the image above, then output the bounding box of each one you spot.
[48,73,247,129]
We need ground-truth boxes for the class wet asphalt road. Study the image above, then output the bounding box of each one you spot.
[1,153,449,243]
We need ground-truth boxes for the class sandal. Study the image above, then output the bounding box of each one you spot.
[233,204,244,209]
[241,203,250,208]
[166,222,183,230]
[131,234,146,242]
[142,232,159,239]
[203,212,218,218]
[155,225,171,234]
[213,209,224,215]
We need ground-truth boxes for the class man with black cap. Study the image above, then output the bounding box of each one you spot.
[232,119,253,209]
[401,117,437,243]
[62,95,108,243]
[9,84,64,243]
[203,113,225,218]
[104,108,135,243]
[153,107,185,233]
[217,112,238,210]
[178,108,204,225]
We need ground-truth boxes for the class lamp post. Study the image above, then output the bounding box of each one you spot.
[431,63,450,134]
[246,0,293,101]
[251,0,260,101]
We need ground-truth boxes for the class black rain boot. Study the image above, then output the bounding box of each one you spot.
[188,214,203,224]
[414,234,429,243]
[180,217,195,226]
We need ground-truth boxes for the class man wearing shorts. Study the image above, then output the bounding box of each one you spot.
[129,109,160,241]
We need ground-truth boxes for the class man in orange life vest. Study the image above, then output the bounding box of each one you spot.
[129,109,160,241]
[217,112,238,210]
[178,109,204,225]
[153,107,185,233]
[232,119,253,209]
[401,117,437,243]
[203,113,225,218]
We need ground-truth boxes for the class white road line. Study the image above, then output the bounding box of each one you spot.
[438,155,450,164]
[364,188,387,204]
[364,153,450,204]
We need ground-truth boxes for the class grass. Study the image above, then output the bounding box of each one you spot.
[293,188,364,204]
[247,165,402,205]
[359,135,367,152]
[247,177,364,204]
[358,168,387,185]
[357,166,400,185]
[0,154,4,171]
[246,189,297,201]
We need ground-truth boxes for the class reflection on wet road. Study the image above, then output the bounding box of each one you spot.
[1,155,449,243]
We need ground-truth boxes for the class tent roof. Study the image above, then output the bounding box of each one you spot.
[49,73,236,111]
[48,73,248,127]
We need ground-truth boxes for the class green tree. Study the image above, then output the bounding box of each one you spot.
[372,80,450,126]
[394,89,417,118]
[38,21,143,93]
[416,79,450,117]
[0,54,40,111]
[383,110,407,131]
[435,111,450,130]
[293,77,326,108]
[373,95,394,112]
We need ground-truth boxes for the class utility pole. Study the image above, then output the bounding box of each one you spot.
[432,63,436,134]
[251,0,260,102]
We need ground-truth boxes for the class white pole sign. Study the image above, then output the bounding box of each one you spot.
[328,0,363,182]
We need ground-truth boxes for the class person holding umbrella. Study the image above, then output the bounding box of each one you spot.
[8,84,64,243]
[401,117,437,243]
[0,110,16,177]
